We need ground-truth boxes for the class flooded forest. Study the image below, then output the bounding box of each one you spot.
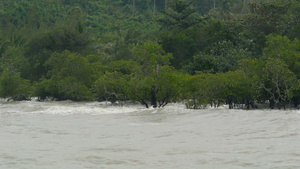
[0,0,300,109]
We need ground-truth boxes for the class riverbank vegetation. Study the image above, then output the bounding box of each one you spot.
[0,0,299,109]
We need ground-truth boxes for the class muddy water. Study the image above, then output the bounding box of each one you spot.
[1,101,300,168]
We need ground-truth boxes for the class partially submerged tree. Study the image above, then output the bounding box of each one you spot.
[93,71,129,103]
[262,58,298,109]
[0,69,32,100]
[35,50,93,101]
[127,41,178,108]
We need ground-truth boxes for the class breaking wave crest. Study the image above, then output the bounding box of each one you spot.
[0,100,189,115]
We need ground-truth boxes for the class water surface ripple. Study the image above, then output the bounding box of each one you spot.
[1,101,300,168]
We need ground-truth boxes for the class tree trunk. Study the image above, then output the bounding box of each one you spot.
[270,99,275,109]
[213,0,216,9]
[292,96,299,108]
[151,88,158,108]
[141,100,149,108]
[227,95,234,109]
[151,62,159,108]
[165,0,167,10]
[133,0,135,16]
[246,99,250,109]
[153,0,156,16]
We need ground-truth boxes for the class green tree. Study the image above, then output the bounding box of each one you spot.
[93,71,129,103]
[287,1,300,40]
[184,69,260,109]
[238,59,264,107]
[241,0,292,35]
[36,50,93,101]
[186,40,251,74]
[155,66,184,107]
[158,0,202,30]
[262,58,298,109]
[1,46,30,78]
[0,69,32,100]
[25,26,90,80]
[239,57,299,109]
[184,73,213,109]
[263,35,300,78]
[160,31,197,69]
[208,0,243,21]
[127,41,175,108]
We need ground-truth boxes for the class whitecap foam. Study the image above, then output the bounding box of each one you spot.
[0,100,148,115]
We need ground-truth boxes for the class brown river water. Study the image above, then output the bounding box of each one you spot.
[1,100,300,169]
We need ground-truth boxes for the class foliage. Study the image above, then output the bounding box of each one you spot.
[184,70,258,109]
[37,50,93,101]
[186,40,251,74]
[1,46,30,78]
[93,71,129,103]
[126,41,178,108]
[208,0,244,21]
[263,35,300,77]
[0,69,32,100]
[0,0,299,109]
[261,58,298,108]
[158,0,202,31]
[160,30,197,69]
[25,26,90,80]
[242,0,293,35]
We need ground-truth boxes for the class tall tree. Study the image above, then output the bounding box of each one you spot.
[127,41,174,108]
[158,0,200,30]
[153,0,156,16]
[165,0,168,10]
[133,0,136,16]
[241,0,292,35]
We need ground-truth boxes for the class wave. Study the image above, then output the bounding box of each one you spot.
[0,100,178,115]
[1,99,300,116]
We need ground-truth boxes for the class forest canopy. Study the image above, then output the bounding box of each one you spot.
[0,0,299,109]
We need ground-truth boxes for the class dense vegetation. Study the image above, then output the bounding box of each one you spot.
[0,0,299,109]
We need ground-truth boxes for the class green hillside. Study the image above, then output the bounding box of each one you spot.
[0,0,299,109]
